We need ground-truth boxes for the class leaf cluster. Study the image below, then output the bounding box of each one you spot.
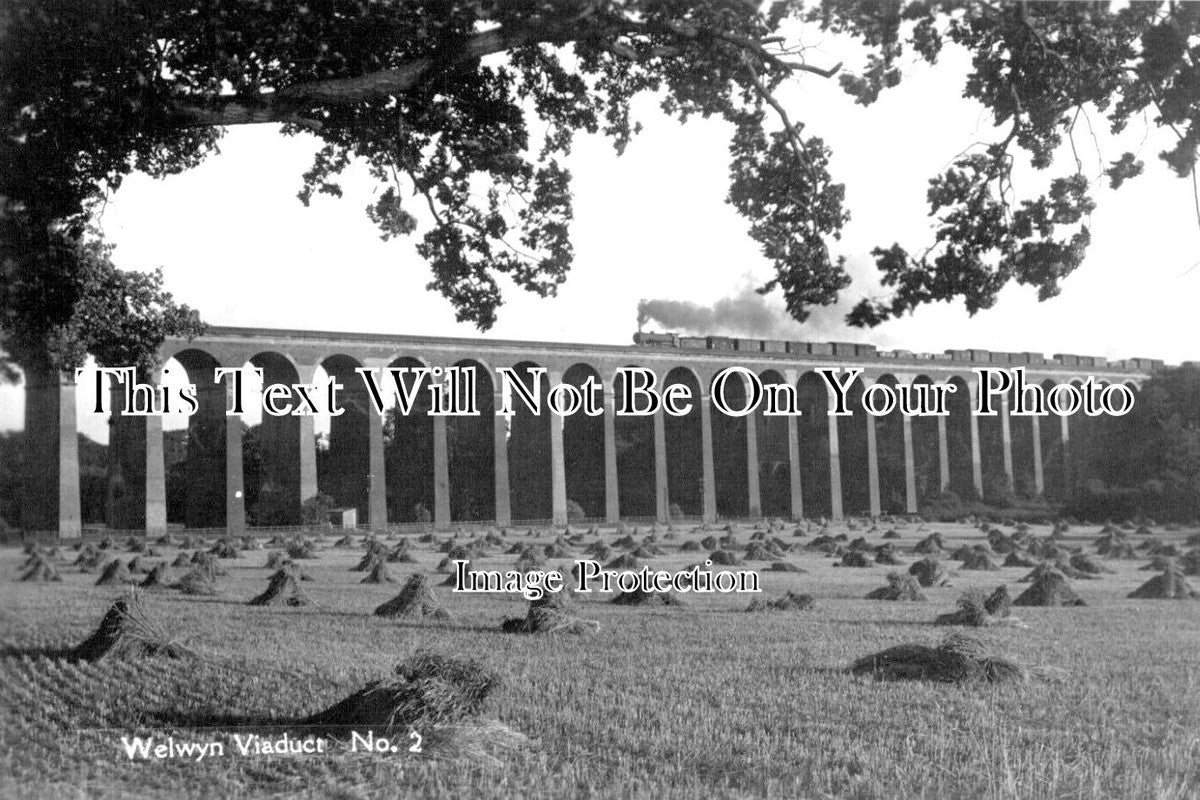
[1,0,1195,367]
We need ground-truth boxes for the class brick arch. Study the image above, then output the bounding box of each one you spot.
[663,366,703,518]
[445,358,495,522]
[796,371,831,518]
[560,362,605,520]
[756,369,790,518]
[168,348,231,529]
[871,374,906,514]
[612,364,657,519]
[243,351,302,525]
[385,355,434,524]
[318,353,370,522]
[506,360,552,522]
[946,376,975,500]
[910,374,941,506]
[711,367,750,518]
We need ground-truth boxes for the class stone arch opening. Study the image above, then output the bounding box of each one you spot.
[446,359,495,522]
[946,376,975,500]
[756,369,791,518]
[911,375,940,506]
[1006,382,1037,501]
[319,354,369,521]
[796,372,830,518]
[102,362,140,530]
[613,366,656,519]
[243,352,301,526]
[712,369,749,518]
[1088,379,1123,494]
[663,367,702,518]
[977,371,1009,504]
[506,361,552,522]
[385,356,435,524]
[839,379,870,514]
[873,374,906,514]
[1067,378,1097,494]
[171,348,227,528]
[1039,379,1066,501]
[562,363,605,519]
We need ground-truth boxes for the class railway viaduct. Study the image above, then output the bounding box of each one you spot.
[18,325,1157,536]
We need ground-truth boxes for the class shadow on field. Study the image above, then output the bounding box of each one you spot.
[818,617,941,627]
[141,711,431,747]
[375,619,503,635]
[143,708,292,730]
[170,595,335,610]
[804,665,854,678]
[166,596,507,635]
[232,601,510,634]
[143,649,509,745]
[151,594,230,607]
[0,645,76,659]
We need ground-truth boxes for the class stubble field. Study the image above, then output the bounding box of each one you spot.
[1,518,1198,800]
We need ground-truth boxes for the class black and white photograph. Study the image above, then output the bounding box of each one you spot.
[1,1,1199,797]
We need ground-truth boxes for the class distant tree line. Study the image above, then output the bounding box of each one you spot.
[0,431,109,530]
[1063,365,1200,522]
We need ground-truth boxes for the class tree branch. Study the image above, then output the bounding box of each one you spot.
[168,12,840,129]
[630,17,842,78]
[168,97,324,131]
[170,23,547,127]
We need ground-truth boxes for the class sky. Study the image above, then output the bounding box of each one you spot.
[2,33,1198,441]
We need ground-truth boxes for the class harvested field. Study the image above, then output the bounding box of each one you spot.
[1,519,1199,799]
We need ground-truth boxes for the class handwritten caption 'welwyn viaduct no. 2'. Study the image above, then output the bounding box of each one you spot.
[77,365,1135,420]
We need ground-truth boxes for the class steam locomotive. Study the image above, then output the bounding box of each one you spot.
[632,331,877,357]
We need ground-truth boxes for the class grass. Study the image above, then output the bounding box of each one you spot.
[1,520,1199,799]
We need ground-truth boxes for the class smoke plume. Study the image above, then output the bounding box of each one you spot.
[637,281,891,345]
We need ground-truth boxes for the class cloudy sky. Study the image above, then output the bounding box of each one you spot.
[3,36,1197,439]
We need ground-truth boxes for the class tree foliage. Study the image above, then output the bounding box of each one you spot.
[1089,365,1200,492]
[2,0,1197,365]
[1063,365,1200,521]
[0,201,204,379]
[838,0,1200,326]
